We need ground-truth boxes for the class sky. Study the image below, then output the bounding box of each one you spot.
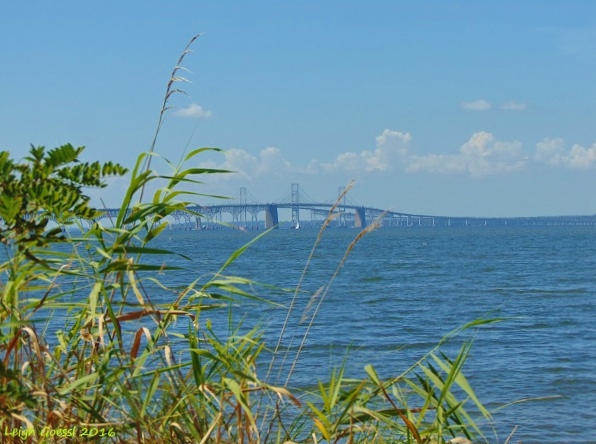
[1,1,596,217]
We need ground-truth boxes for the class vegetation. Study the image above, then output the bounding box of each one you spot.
[0,36,500,443]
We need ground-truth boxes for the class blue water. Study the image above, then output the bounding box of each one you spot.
[146,225,595,443]
[17,225,592,442]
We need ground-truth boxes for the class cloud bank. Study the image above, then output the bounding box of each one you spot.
[535,138,596,169]
[199,146,292,181]
[304,130,411,174]
[199,130,595,183]
[407,132,525,176]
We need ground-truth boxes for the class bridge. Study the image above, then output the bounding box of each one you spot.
[87,183,596,230]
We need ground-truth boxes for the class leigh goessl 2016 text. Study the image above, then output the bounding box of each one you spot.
[3,426,117,440]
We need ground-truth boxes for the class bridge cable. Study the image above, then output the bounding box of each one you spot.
[297,184,318,204]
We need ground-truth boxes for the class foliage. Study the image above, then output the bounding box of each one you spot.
[0,142,259,440]
[0,144,126,252]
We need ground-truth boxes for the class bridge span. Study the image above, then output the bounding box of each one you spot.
[5,184,595,231]
[173,203,596,230]
[66,184,596,230]
[159,181,596,229]
[87,203,596,230]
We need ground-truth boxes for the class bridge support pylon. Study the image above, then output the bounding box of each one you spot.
[354,207,367,228]
[265,204,279,229]
[291,183,300,228]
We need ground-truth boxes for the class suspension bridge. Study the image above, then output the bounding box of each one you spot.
[89,183,596,230]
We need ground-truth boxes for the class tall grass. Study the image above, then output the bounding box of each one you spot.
[0,36,502,443]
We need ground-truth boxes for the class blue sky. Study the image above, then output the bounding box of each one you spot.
[1,1,595,216]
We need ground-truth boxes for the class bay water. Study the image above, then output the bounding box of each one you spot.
[150,225,595,443]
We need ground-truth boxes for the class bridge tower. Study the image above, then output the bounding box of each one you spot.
[239,187,247,228]
[291,183,300,228]
[338,186,346,227]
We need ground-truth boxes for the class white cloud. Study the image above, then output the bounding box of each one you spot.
[461,99,492,111]
[408,132,525,176]
[501,101,528,111]
[305,130,525,177]
[567,144,596,168]
[174,103,213,118]
[258,146,293,174]
[535,138,566,165]
[306,130,412,174]
[535,138,596,169]
[198,146,293,181]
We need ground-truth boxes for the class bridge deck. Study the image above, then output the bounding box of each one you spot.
[74,203,596,230]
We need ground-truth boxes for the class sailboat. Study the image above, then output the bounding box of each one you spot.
[295,221,301,229]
